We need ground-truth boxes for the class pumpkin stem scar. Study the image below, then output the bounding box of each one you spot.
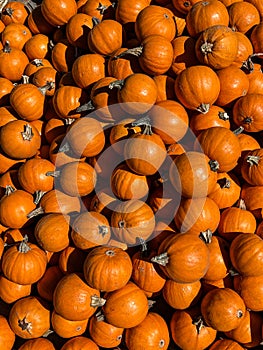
[18,316,32,334]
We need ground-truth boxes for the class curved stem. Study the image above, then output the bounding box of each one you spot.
[151,252,169,266]
[34,190,46,205]
[246,155,261,166]
[114,46,143,59]
[39,81,55,95]
[237,198,246,210]
[233,126,244,135]
[27,206,44,219]
[5,185,15,196]
[108,79,125,90]
[31,58,44,67]
[90,295,106,307]
[196,103,210,114]
[199,229,212,244]
[18,235,31,253]
[76,100,95,113]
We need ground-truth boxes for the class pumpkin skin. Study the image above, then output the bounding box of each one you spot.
[89,313,124,348]
[115,0,150,26]
[233,93,263,132]
[83,246,133,292]
[186,0,230,37]
[196,126,241,172]
[170,310,217,350]
[37,265,64,302]
[0,77,14,106]
[0,42,29,82]
[53,273,100,321]
[17,338,56,350]
[41,0,77,26]
[233,31,254,68]
[240,183,263,220]
[171,0,200,14]
[230,233,263,276]
[195,25,238,70]
[71,211,111,250]
[65,13,93,49]
[174,65,221,113]
[71,53,105,89]
[27,5,55,36]
[1,237,47,284]
[162,279,201,310]
[1,1,28,25]
[51,311,89,338]
[60,337,99,350]
[153,75,176,101]
[174,197,221,236]
[124,130,167,176]
[240,148,263,186]
[111,199,155,245]
[81,0,114,21]
[125,312,170,350]
[228,1,260,33]
[102,281,149,328]
[151,233,210,283]
[0,275,31,304]
[209,339,245,349]
[9,296,50,339]
[1,22,32,50]
[0,315,15,350]
[108,47,142,80]
[201,288,246,332]
[0,120,41,159]
[169,151,218,198]
[234,274,263,312]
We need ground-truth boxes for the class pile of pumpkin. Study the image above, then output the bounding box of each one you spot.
[0,0,263,348]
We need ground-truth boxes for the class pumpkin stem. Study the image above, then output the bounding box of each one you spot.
[3,7,14,16]
[34,190,46,205]
[131,115,153,135]
[27,206,44,219]
[148,299,156,309]
[95,310,105,322]
[92,16,101,26]
[233,126,244,135]
[108,79,125,90]
[208,160,220,172]
[242,53,263,73]
[0,0,8,12]
[199,229,212,244]
[192,316,205,334]
[5,185,15,196]
[3,40,11,53]
[246,155,261,166]
[229,267,239,276]
[31,58,45,67]
[218,111,229,121]
[39,81,55,95]
[99,225,108,237]
[217,177,231,189]
[18,316,32,334]
[21,75,30,84]
[151,252,169,266]
[45,170,61,177]
[200,41,213,55]
[42,329,54,337]
[114,46,143,59]
[237,198,246,210]
[18,235,31,253]
[97,3,108,14]
[23,0,38,12]
[58,141,70,153]
[76,100,95,113]
[64,118,76,125]
[196,103,210,114]
[21,124,34,141]
[90,295,106,307]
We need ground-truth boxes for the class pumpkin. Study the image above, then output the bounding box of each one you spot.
[37,265,64,302]
[24,58,53,77]
[89,187,117,218]
[1,235,47,284]
[171,0,200,14]
[1,1,28,25]
[174,65,221,113]
[162,279,201,309]
[0,275,31,304]
[58,245,87,274]
[9,296,50,339]
[186,0,229,37]
[60,337,99,350]
[153,75,176,101]
[195,25,238,70]
[196,126,241,172]
[24,33,50,60]
[115,0,150,27]
[170,309,217,350]
[234,274,263,312]
[17,338,56,350]
[110,163,149,200]
[174,197,221,235]
[125,312,170,350]
[201,287,246,332]
[151,233,210,283]
[41,0,77,26]
[217,200,257,240]
[51,310,89,338]
[66,116,105,157]
[111,199,155,245]
[228,1,260,33]
[109,73,158,115]
[230,233,263,276]
[123,122,167,176]
[51,40,76,73]
[53,273,101,321]
[240,183,263,220]
[1,22,32,50]
[81,0,114,21]
[71,211,111,250]
[34,213,70,252]
[71,53,105,89]
[102,281,149,328]
[0,77,14,106]
[225,309,263,347]
[88,19,123,56]
[89,312,124,348]
[0,315,15,350]
[0,120,41,159]
[27,5,55,35]
[233,31,254,68]
[65,13,93,49]
[169,151,218,198]
[83,245,133,292]
[207,338,245,349]
[240,148,263,186]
